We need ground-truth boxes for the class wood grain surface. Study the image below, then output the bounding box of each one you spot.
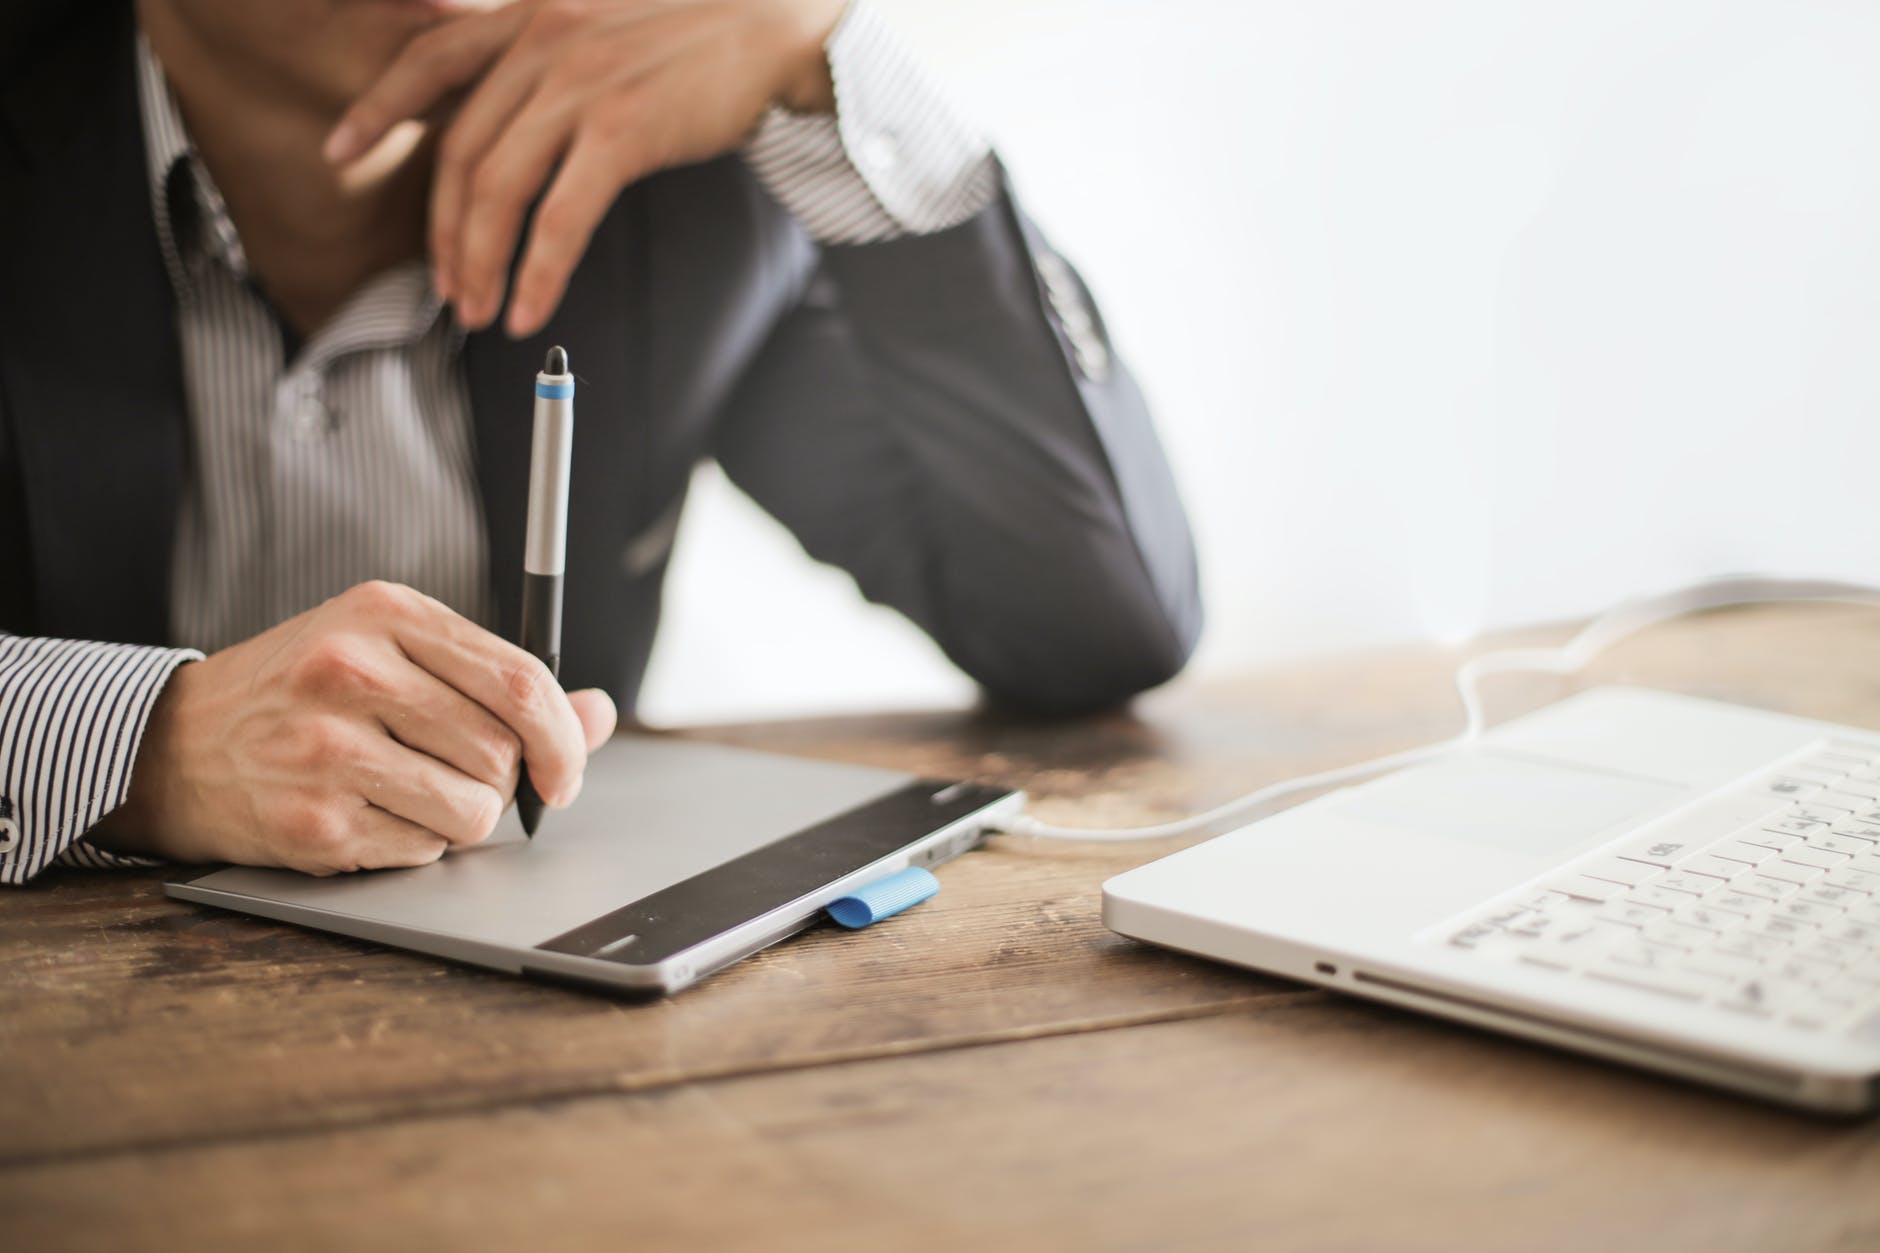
[4,604,1878,1250]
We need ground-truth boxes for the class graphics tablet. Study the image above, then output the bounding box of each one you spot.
[166,735,1023,996]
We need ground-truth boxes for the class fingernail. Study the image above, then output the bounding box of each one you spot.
[322,123,357,164]
[554,777,582,808]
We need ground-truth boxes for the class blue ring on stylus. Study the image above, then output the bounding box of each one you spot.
[535,380,574,399]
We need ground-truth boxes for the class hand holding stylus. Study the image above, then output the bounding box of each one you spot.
[88,582,615,874]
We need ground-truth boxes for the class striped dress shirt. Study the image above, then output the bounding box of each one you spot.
[0,1,996,884]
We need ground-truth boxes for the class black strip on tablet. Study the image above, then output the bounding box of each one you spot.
[534,779,1011,965]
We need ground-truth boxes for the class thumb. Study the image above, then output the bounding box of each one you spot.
[567,687,618,753]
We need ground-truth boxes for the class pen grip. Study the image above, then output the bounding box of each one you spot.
[520,571,563,677]
[515,571,564,837]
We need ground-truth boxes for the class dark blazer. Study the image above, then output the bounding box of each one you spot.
[0,4,1201,714]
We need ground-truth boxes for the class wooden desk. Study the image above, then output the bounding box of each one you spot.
[5,605,1879,1250]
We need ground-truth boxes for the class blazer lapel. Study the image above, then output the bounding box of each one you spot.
[0,7,187,646]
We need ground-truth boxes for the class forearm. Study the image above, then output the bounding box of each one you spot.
[0,634,201,884]
[725,5,1199,709]
[715,182,1202,713]
[836,193,1201,710]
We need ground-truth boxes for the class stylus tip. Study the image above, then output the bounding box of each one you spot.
[544,345,567,375]
[517,780,544,837]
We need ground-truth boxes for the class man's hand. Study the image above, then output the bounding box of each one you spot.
[91,581,616,875]
[322,0,847,339]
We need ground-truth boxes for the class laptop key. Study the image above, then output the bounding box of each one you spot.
[1805,833,1872,858]
[1681,950,1763,981]
[1812,750,1873,770]
[1682,854,1760,881]
[1822,869,1880,894]
[1548,875,1625,904]
[1731,876,1799,901]
[1714,932,1790,961]
[1504,912,1568,939]
[1446,922,1505,951]
[1717,977,1811,1018]
[1522,927,1626,970]
[1813,790,1875,813]
[1599,902,1672,929]
[1826,922,1880,947]
[1754,915,1820,941]
[1608,835,1700,867]
[1586,964,1706,1001]
[1640,919,1714,949]
[1657,871,1728,896]
[1712,840,1779,866]
[1758,858,1829,885]
[1766,956,1835,985]
[1785,765,1849,785]
[1799,884,1864,910]
[1628,885,1702,912]
[1676,905,1742,933]
[1773,847,1848,873]
[1801,937,1866,967]
[1704,890,1770,916]
[1581,856,1660,888]
[1739,830,1805,852]
[1773,900,1845,926]
[1812,978,1872,1015]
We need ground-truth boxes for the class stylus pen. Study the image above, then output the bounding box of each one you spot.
[517,345,573,837]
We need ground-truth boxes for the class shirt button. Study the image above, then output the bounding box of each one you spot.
[856,133,899,174]
[0,814,19,856]
[1036,253,1077,302]
[285,394,331,443]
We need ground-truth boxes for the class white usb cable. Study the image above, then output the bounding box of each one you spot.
[987,575,1880,843]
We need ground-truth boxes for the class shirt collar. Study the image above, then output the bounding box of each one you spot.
[132,32,451,353]
[135,32,252,295]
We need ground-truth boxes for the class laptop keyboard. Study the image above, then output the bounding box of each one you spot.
[1439,741,1880,1035]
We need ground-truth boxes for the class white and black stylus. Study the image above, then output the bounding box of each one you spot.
[517,345,573,836]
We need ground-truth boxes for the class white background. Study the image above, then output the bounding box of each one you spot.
[637,0,1880,725]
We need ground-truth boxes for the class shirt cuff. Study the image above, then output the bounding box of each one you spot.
[0,636,200,884]
[743,0,999,244]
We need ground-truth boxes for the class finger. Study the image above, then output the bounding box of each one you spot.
[568,688,618,753]
[451,85,579,330]
[324,11,524,165]
[347,806,453,872]
[354,738,507,846]
[374,664,522,795]
[505,122,651,338]
[381,591,589,807]
[430,52,553,309]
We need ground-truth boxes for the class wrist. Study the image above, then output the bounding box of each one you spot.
[770,0,843,114]
[87,662,194,858]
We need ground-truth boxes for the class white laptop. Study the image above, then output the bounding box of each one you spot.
[1104,686,1880,1114]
